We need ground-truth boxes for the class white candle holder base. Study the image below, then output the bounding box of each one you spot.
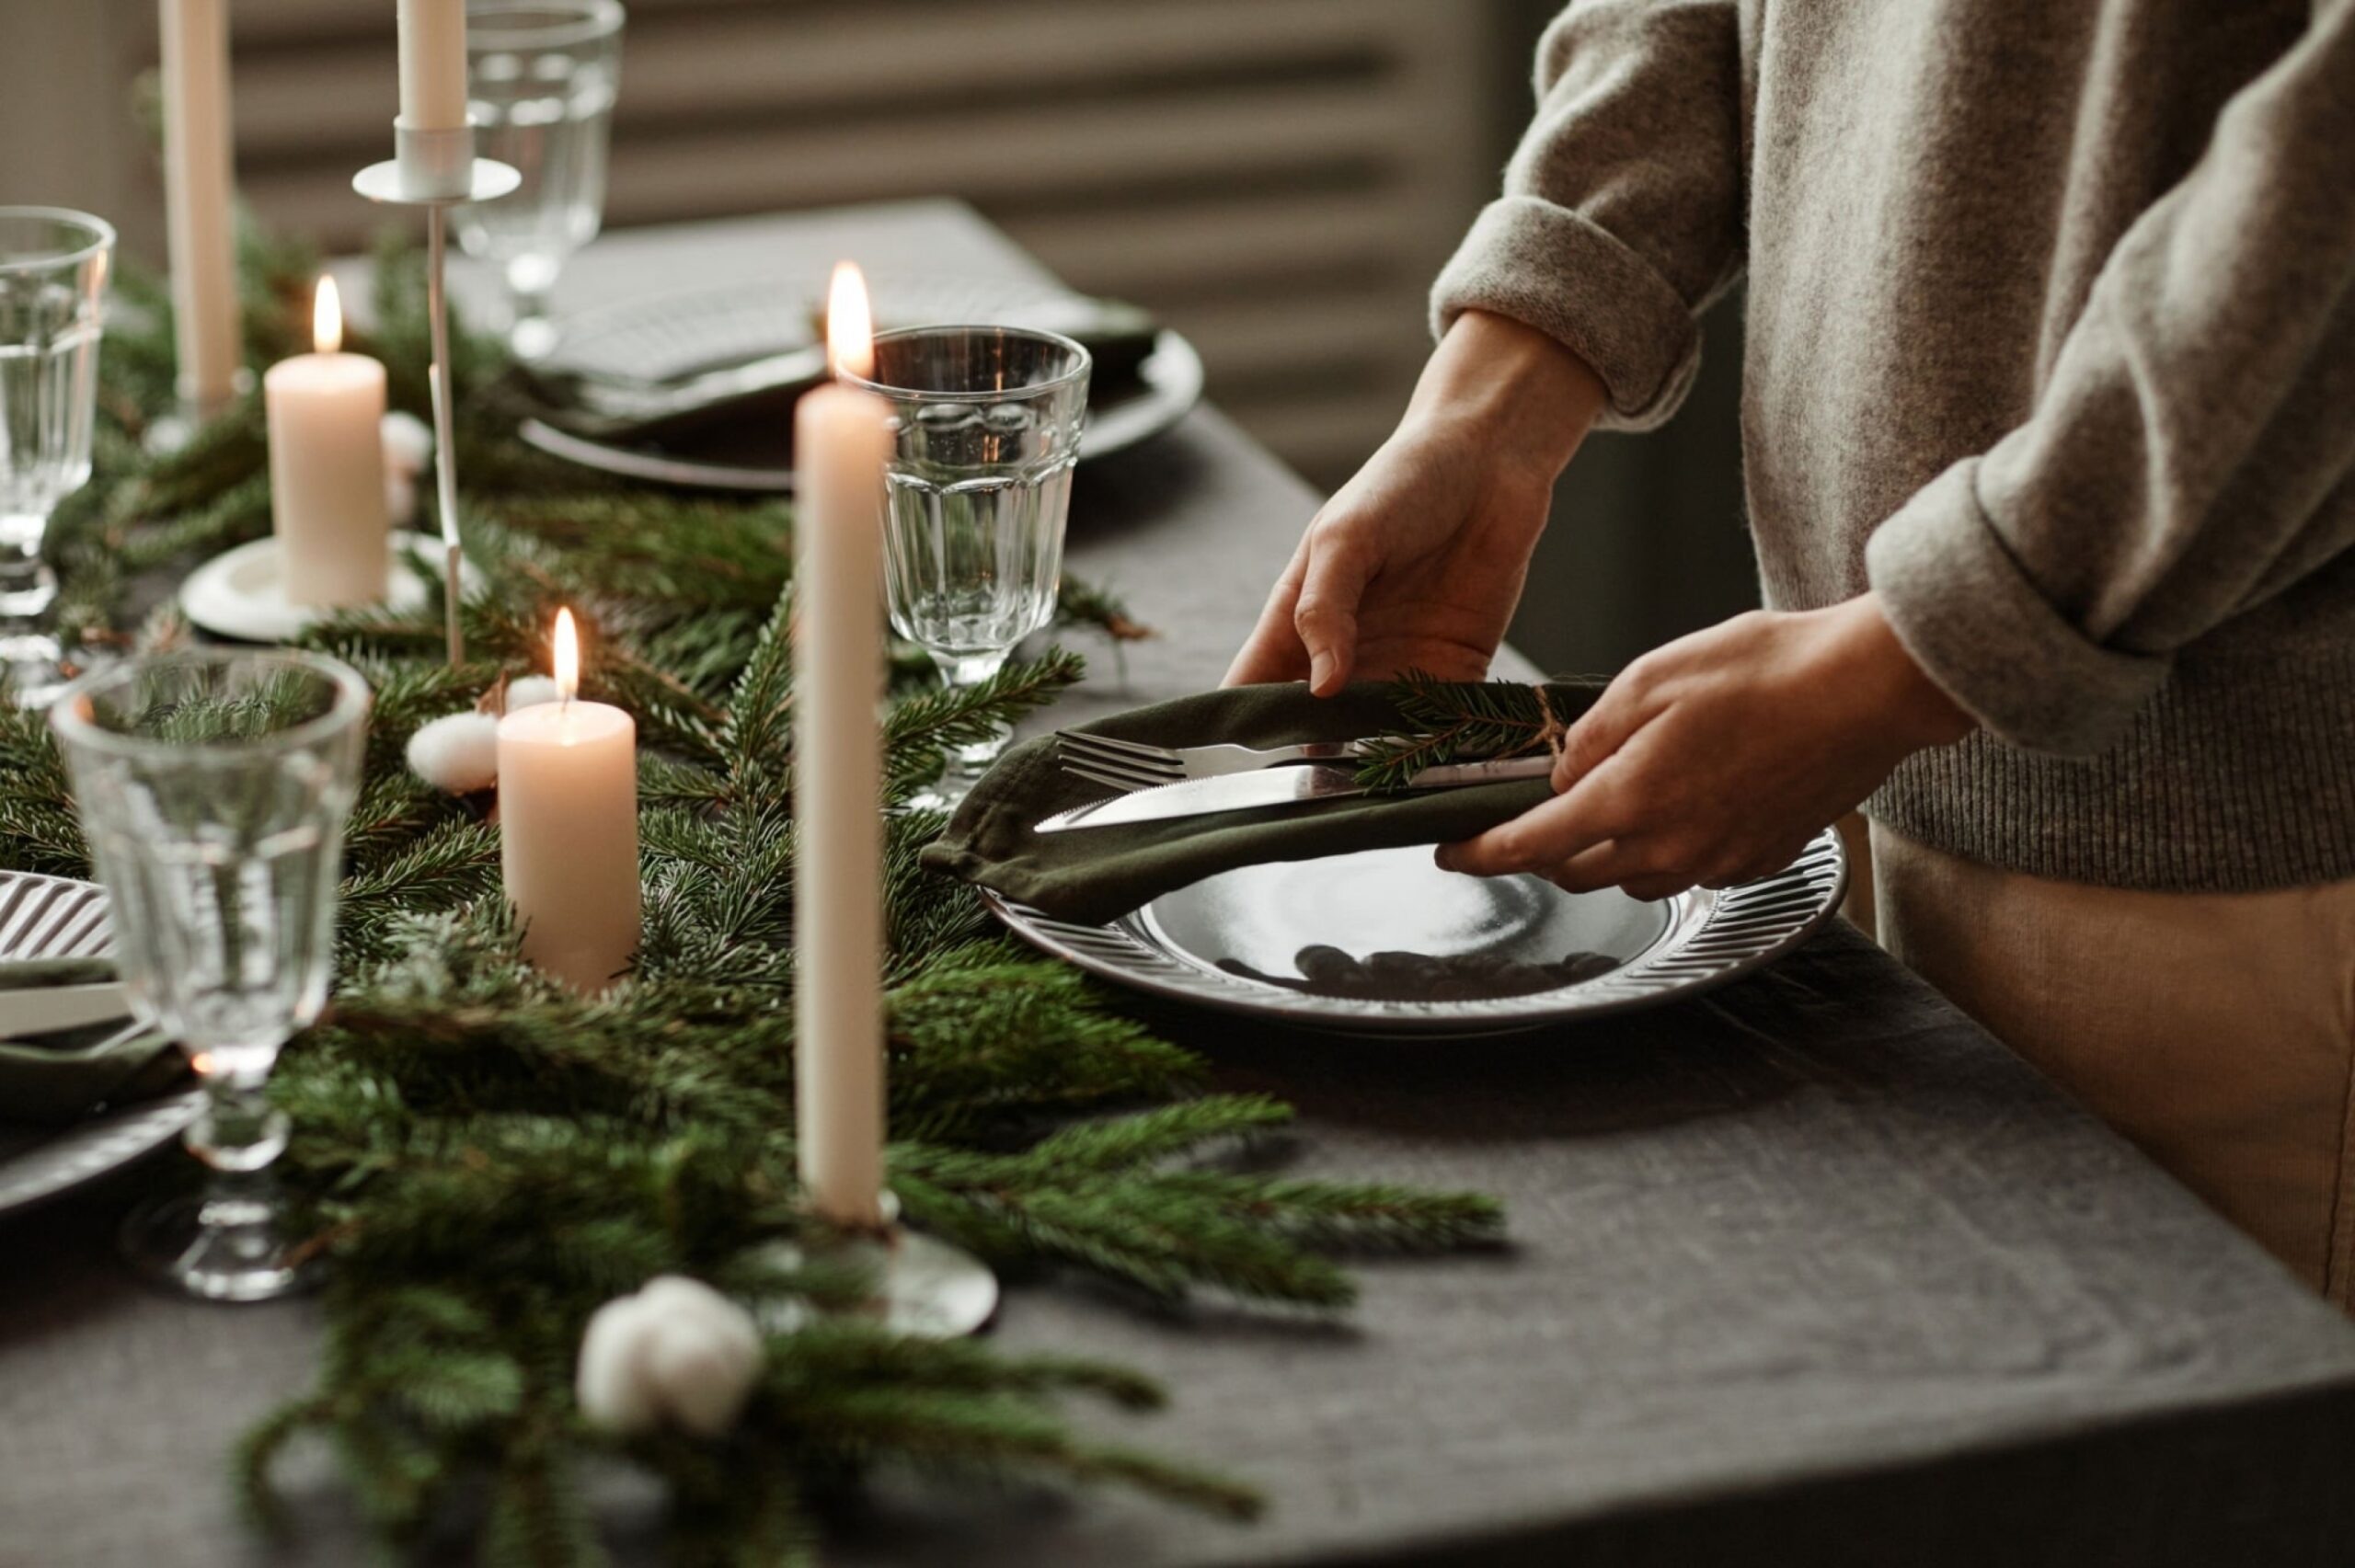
[179,531,483,645]
[752,1200,999,1340]
[350,152,520,667]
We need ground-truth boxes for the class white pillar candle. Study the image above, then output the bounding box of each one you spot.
[263,278,389,608]
[793,262,892,1230]
[396,0,469,132]
[499,609,641,991]
[158,0,241,417]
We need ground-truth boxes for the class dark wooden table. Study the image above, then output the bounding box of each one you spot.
[4,202,2353,1568]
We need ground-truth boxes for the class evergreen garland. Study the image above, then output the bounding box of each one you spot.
[0,223,1503,1563]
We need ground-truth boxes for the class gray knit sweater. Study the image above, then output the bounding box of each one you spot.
[1434,0,2355,892]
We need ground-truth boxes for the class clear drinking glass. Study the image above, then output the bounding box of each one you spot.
[454,0,626,360]
[0,208,112,707]
[846,326,1091,808]
[51,650,368,1301]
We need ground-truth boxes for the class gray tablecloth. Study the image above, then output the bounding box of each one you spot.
[2,202,2351,1568]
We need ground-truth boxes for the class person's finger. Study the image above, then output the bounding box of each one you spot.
[1551,655,1667,792]
[1292,520,1379,696]
[1435,761,1634,877]
[1619,872,1698,902]
[1223,544,1313,687]
[1541,835,1658,895]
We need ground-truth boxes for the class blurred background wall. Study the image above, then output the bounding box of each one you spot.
[0,0,1757,673]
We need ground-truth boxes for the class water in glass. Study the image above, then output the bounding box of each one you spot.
[880,408,1074,677]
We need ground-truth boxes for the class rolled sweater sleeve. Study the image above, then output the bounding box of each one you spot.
[1868,0,2355,757]
[1431,0,1746,431]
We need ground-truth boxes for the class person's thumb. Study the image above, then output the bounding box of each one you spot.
[1292,530,1376,696]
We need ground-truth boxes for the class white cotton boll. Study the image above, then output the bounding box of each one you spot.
[576,1294,663,1435]
[385,468,418,530]
[404,711,500,795]
[575,1276,764,1438]
[645,1310,764,1436]
[380,409,433,476]
[504,675,562,712]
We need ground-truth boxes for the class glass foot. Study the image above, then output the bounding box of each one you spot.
[752,1225,998,1339]
[900,783,964,815]
[900,719,1015,814]
[0,630,111,708]
[509,315,560,362]
[119,1187,318,1303]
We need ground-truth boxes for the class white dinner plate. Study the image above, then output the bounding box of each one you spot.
[986,830,1847,1037]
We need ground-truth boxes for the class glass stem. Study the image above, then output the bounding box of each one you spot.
[936,653,1013,796]
[189,1070,293,1244]
[0,512,55,623]
[505,260,559,361]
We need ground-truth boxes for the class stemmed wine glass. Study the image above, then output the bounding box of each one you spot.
[0,207,113,706]
[51,650,369,1301]
[844,326,1091,808]
[454,0,626,361]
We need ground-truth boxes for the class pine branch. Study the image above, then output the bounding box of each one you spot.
[1351,670,1564,791]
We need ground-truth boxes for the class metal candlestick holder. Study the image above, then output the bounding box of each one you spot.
[352,120,519,667]
[755,1194,998,1339]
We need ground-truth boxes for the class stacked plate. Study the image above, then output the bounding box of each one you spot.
[0,871,199,1216]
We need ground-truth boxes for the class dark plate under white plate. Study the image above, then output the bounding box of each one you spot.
[517,276,1206,492]
[0,870,200,1217]
[985,830,1847,1036]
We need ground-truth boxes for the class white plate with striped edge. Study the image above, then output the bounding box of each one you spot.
[0,870,201,1217]
[983,828,1847,1037]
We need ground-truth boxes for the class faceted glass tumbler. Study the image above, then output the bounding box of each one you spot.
[51,650,369,1301]
[844,326,1090,808]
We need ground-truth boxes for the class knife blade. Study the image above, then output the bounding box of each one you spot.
[1034,754,1554,833]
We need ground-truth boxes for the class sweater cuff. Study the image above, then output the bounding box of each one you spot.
[1867,459,2170,757]
[1430,196,1702,433]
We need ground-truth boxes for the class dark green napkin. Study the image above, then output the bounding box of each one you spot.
[922,681,1601,926]
[0,957,184,1126]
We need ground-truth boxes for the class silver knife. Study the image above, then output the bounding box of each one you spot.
[1034,755,1554,833]
[0,981,135,1040]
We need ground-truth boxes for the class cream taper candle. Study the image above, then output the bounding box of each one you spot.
[263,278,389,607]
[499,610,641,991]
[396,0,469,132]
[159,0,241,416]
[792,262,892,1229]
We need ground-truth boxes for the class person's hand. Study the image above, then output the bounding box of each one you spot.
[1438,595,1974,898]
[1225,312,1606,694]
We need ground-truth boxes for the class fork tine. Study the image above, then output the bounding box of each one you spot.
[1060,757,1168,795]
[1057,731,1182,764]
[1056,735,1180,780]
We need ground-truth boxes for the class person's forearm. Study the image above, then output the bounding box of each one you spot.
[1405,310,1608,494]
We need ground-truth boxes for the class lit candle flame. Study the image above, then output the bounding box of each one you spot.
[827,261,873,381]
[313,275,343,355]
[552,607,580,703]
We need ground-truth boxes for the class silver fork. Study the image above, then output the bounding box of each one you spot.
[1054,730,1368,795]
